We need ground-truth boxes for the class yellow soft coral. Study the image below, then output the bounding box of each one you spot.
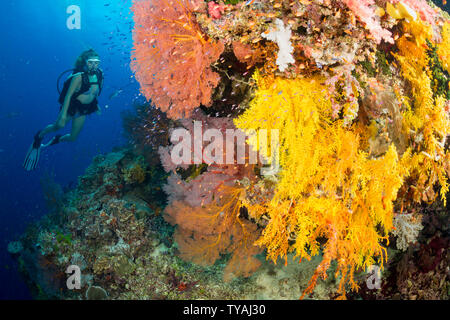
[386,2,417,22]
[394,19,450,205]
[235,73,407,298]
[437,21,450,74]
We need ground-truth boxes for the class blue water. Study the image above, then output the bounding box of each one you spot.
[0,0,144,299]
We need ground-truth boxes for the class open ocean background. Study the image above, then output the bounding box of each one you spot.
[0,0,448,300]
[0,0,144,299]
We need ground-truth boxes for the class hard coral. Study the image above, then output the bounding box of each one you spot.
[131,0,224,119]
[85,285,108,300]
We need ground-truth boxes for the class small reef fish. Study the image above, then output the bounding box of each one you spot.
[0,111,22,120]
[244,0,256,6]
[109,88,123,100]
[108,82,134,100]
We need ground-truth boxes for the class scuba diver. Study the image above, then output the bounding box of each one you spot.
[23,49,104,171]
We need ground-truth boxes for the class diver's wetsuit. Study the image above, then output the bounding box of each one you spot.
[66,94,99,117]
[60,71,102,117]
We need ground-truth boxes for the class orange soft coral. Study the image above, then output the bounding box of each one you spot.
[165,184,262,281]
[131,0,224,119]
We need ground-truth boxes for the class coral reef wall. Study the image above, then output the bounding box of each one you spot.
[130,0,449,299]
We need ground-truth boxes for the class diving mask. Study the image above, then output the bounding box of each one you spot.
[86,58,101,67]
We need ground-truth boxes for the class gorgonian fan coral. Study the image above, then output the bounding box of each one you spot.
[165,184,262,282]
[131,0,224,119]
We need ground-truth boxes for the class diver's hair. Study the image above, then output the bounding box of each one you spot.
[74,49,99,72]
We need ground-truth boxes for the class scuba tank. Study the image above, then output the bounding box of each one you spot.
[57,68,103,104]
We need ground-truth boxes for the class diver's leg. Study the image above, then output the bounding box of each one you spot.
[39,123,61,138]
[24,118,64,170]
[43,115,86,147]
[42,115,85,147]
[24,114,66,169]
[24,111,72,170]
[59,115,86,143]
[36,110,69,139]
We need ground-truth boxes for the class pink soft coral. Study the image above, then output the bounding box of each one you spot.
[342,0,394,44]
[131,0,224,119]
[208,1,224,19]
[159,110,258,207]
[158,110,250,173]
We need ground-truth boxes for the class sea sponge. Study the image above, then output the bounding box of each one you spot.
[85,285,108,300]
[386,2,417,21]
[392,213,423,251]
[261,19,295,72]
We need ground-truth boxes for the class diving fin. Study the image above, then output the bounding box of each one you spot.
[23,131,43,171]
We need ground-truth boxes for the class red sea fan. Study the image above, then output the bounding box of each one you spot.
[131,0,225,119]
[232,41,264,69]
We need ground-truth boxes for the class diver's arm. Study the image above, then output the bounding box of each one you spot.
[61,75,82,116]
[96,73,104,115]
